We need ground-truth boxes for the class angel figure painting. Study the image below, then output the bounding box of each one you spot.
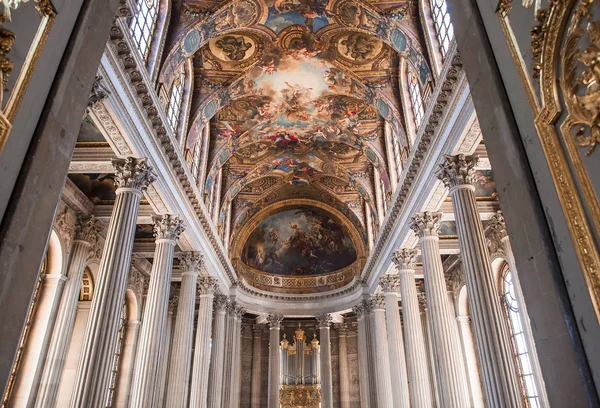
[241,207,357,275]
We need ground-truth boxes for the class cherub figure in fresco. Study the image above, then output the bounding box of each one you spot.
[279,83,312,122]
[268,228,280,245]
[324,68,351,91]
[269,131,299,149]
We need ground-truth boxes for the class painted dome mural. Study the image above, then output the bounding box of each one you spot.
[241,207,357,276]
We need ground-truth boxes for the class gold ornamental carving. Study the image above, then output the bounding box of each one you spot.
[279,385,321,408]
[529,0,600,321]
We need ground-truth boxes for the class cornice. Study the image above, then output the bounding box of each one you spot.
[103,19,237,286]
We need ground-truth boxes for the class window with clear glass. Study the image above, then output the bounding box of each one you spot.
[430,0,455,57]
[190,136,203,184]
[129,0,158,60]
[167,71,185,132]
[408,69,424,128]
[502,264,540,408]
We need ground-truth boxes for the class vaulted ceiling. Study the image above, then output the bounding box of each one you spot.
[160,0,431,293]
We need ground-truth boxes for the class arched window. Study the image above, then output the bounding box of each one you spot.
[190,137,203,184]
[430,0,454,58]
[502,264,541,408]
[129,0,159,60]
[167,69,185,132]
[408,68,424,127]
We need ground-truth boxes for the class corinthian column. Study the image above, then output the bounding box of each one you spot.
[316,314,333,408]
[70,157,156,408]
[188,275,217,407]
[379,274,410,408]
[334,324,351,408]
[34,215,101,408]
[207,295,228,408]
[230,304,246,408]
[250,324,264,408]
[267,314,283,408]
[352,303,371,408]
[167,252,203,407]
[392,249,434,408]
[370,294,394,408]
[438,155,524,408]
[410,212,469,407]
[129,214,185,407]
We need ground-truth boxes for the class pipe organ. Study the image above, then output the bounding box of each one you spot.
[279,324,322,408]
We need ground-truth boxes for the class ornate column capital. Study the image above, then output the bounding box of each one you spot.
[410,212,441,238]
[74,214,101,244]
[87,75,109,107]
[252,324,265,338]
[436,154,479,189]
[316,314,333,328]
[417,293,427,312]
[334,323,348,335]
[392,248,418,270]
[214,294,229,310]
[197,276,218,295]
[112,157,156,192]
[234,304,246,319]
[352,303,365,318]
[179,251,203,273]
[445,267,465,294]
[370,293,386,310]
[487,210,509,255]
[127,267,147,296]
[153,214,185,242]
[169,290,180,313]
[266,314,284,328]
[379,274,400,293]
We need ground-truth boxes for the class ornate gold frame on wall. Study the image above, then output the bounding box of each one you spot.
[230,199,367,294]
[497,0,600,321]
[0,0,56,155]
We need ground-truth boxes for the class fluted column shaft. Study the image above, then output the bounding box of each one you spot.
[393,251,434,408]
[250,325,264,408]
[370,295,394,408]
[230,306,245,407]
[317,315,333,408]
[130,215,184,408]
[189,276,217,408]
[267,315,283,408]
[445,178,523,407]
[221,304,235,406]
[335,325,351,408]
[207,296,228,408]
[354,305,371,408]
[156,305,175,406]
[70,158,155,408]
[167,253,206,407]
[411,212,469,407]
[35,217,100,408]
[380,275,410,408]
[457,316,485,408]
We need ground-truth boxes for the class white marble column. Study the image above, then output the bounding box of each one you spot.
[156,297,176,406]
[114,312,141,406]
[167,252,204,407]
[379,274,411,408]
[129,214,184,407]
[189,274,218,408]
[410,211,469,407]
[370,294,394,408]
[207,294,228,408]
[488,211,549,406]
[438,155,524,408]
[34,216,101,408]
[316,314,333,408]
[335,324,351,408]
[70,157,155,408]
[392,249,434,408]
[221,301,235,406]
[457,315,485,408]
[267,314,283,408]
[230,304,245,408]
[352,303,371,408]
[250,324,264,408]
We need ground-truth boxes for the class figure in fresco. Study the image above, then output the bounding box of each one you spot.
[340,33,380,61]
[242,207,357,275]
[215,35,253,61]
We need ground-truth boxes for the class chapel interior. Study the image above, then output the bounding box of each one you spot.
[1,0,599,407]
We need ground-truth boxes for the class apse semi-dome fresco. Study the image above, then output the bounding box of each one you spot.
[241,207,357,276]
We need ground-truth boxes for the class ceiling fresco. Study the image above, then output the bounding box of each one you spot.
[241,207,357,276]
[163,0,429,293]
